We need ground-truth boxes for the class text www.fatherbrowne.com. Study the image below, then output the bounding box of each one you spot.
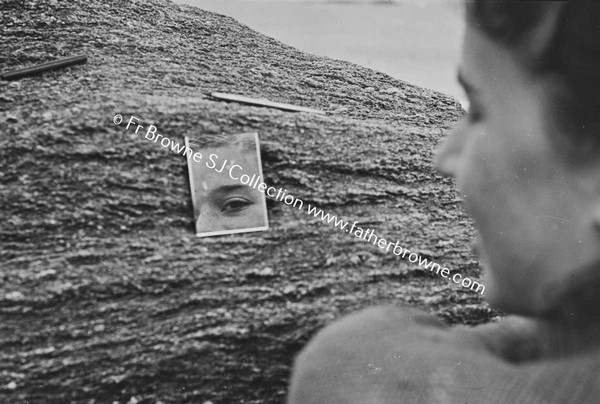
[114,114,485,295]
[305,206,485,295]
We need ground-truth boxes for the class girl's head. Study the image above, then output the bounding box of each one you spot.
[435,1,600,315]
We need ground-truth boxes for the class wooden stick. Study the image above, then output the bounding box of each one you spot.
[210,92,326,115]
[1,55,87,81]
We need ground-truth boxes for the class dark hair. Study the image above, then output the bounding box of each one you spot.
[466,1,600,156]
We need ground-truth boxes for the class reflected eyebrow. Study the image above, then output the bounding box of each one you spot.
[210,184,248,197]
[457,69,477,95]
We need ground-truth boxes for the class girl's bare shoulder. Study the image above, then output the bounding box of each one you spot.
[288,306,600,404]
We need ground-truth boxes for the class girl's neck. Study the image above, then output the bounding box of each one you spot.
[534,259,600,358]
[535,313,600,358]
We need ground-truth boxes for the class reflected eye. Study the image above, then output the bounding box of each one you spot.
[221,197,253,214]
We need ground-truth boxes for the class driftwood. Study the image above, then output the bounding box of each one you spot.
[0,0,493,402]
